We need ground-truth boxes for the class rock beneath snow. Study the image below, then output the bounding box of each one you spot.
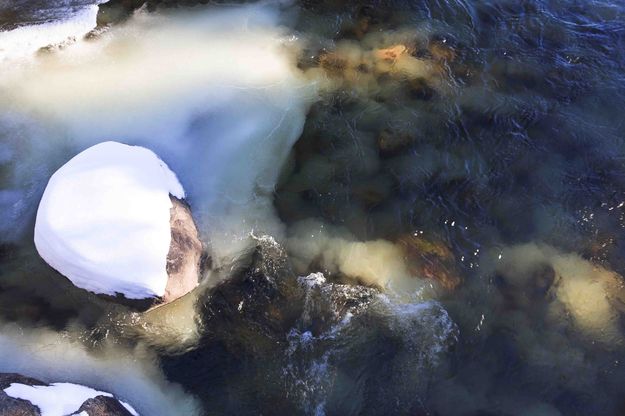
[0,374,137,416]
[77,395,136,416]
[34,141,202,308]
[0,373,43,416]
[164,196,203,304]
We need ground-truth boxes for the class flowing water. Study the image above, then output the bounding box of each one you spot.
[1,0,625,415]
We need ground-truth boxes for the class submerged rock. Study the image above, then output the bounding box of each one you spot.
[397,234,463,291]
[34,141,202,309]
[0,373,137,416]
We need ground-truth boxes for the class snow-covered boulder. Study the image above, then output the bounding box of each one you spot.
[34,141,202,306]
[0,373,138,416]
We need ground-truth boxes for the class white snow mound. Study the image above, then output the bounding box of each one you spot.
[34,141,185,299]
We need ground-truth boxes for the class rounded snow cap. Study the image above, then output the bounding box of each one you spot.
[34,141,185,300]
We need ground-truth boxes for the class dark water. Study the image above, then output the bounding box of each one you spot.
[2,0,625,415]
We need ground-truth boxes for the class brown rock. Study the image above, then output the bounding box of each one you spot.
[397,234,462,290]
[319,52,348,76]
[164,196,203,304]
[374,44,408,63]
[78,395,135,416]
[96,0,146,27]
[0,373,47,390]
[95,196,202,310]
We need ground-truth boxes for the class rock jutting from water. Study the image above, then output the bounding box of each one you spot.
[0,373,138,416]
[34,141,202,308]
[161,236,457,414]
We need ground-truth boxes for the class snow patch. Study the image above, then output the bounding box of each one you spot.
[0,322,200,415]
[34,141,184,299]
[0,5,99,62]
[4,382,139,416]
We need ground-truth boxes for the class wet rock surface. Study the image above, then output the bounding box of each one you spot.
[77,395,135,416]
[96,0,239,27]
[164,197,203,305]
[96,0,146,26]
[162,238,456,415]
[397,234,463,291]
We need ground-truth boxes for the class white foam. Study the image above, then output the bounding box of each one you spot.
[34,141,184,299]
[4,382,139,416]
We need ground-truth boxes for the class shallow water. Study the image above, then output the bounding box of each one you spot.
[2,0,625,415]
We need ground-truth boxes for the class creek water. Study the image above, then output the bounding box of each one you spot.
[1,0,625,415]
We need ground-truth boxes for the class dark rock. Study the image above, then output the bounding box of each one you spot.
[0,373,47,390]
[96,0,243,27]
[408,77,436,101]
[397,234,463,290]
[163,237,456,414]
[78,395,134,416]
[0,373,46,415]
[96,0,146,27]
[0,395,40,416]
[37,37,77,55]
[376,129,416,157]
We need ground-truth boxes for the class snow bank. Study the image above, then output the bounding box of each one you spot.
[4,382,139,416]
[34,141,184,299]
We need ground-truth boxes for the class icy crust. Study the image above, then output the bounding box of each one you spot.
[4,382,139,416]
[34,141,185,299]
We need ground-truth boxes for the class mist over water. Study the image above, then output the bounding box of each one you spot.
[1,0,625,415]
[0,3,316,263]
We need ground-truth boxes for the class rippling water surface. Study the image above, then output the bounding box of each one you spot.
[2,0,625,415]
